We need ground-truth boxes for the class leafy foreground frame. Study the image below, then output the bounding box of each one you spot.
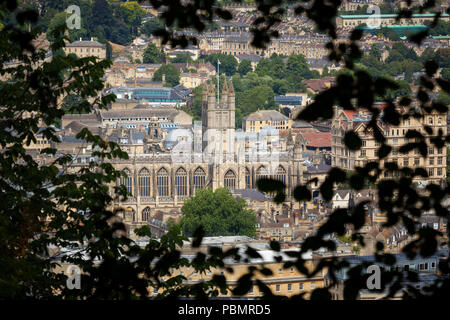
[0,0,448,299]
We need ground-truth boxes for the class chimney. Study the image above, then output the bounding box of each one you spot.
[162,74,166,84]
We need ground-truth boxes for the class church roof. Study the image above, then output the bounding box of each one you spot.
[244,110,289,122]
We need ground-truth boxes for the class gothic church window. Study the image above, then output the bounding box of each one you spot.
[138,168,151,197]
[157,168,169,197]
[120,168,133,195]
[224,170,236,189]
[193,167,206,191]
[175,167,187,196]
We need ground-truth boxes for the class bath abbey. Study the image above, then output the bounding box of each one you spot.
[58,81,306,236]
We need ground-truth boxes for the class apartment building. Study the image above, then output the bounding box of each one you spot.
[331,106,447,183]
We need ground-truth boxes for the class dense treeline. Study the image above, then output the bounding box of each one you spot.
[32,0,146,47]
[357,42,450,101]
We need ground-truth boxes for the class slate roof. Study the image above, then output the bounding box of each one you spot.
[67,40,106,48]
[100,107,181,121]
[275,95,304,106]
[233,189,269,202]
[244,110,289,122]
[306,163,331,173]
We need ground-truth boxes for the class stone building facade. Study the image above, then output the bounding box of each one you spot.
[331,106,447,184]
[64,38,107,59]
[108,81,304,236]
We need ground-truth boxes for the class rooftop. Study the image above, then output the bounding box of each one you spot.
[233,189,269,202]
[67,39,106,48]
[244,109,290,122]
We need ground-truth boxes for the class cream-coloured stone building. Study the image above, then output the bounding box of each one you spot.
[336,13,450,29]
[242,110,293,133]
[100,81,304,237]
[331,106,447,183]
[64,38,107,59]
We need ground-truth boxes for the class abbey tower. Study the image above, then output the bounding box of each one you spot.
[202,80,236,161]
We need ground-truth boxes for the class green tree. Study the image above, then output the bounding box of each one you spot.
[206,53,238,76]
[235,84,277,126]
[141,18,165,37]
[435,48,450,68]
[255,54,286,79]
[428,20,450,36]
[381,27,401,41]
[179,188,257,237]
[438,90,450,105]
[237,59,252,76]
[47,12,68,42]
[153,64,180,86]
[118,2,146,35]
[420,47,436,64]
[143,42,165,64]
[369,43,382,60]
[392,43,419,61]
[92,0,113,28]
[441,67,450,81]
[386,50,404,63]
[285,54,315,89]
[170,53,193,64]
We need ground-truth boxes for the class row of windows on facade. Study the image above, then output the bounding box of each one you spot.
[334,157,445,175]
[382,167,443,177]
[333,119,445,137]
[103,117,168,122]
[67,48,103,53]
[119,166,288,197]
[352,156,445,166]
[249,120,289,126]
[342,18,432,26]
[334,145,444,156]
[376,262,436,272]
[358,148,445,158]
[151,282,316,295]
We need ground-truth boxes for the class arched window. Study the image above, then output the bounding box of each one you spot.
[175,167,187,196]
[157,168,169,197]
[120,168,133,195]
[275,166,286,184]
[224,170,236,189]
[138,168,151,197]
[256,166,268,182]
[245,167,251,189]
[142,207,151,221]
[193,167,206,191]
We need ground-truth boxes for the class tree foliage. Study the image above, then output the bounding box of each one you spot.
[237,59,252,76]
[153,64,180,86]
[206,53,238,76]
[179,188,257,238]
[143,42,165,64]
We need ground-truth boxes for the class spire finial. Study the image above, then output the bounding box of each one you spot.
[228,80,234,94]
[222,79,228,94]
